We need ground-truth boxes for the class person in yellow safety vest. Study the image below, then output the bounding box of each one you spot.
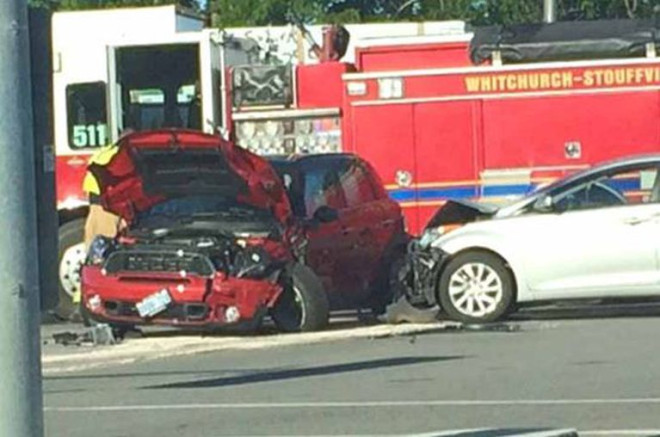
[73,143,125,305]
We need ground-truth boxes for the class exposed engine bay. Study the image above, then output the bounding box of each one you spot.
[91,222,289,281]
[83,222,292,327]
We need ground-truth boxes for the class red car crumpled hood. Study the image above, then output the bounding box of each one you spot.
[94,129,291,224]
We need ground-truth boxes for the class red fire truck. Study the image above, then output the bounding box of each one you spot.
[233,19,660,234]
[339,20,660,234]
[51,8,660,317]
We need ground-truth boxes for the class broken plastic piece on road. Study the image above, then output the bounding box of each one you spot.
[379,296,440,324]
[52,325,120,347]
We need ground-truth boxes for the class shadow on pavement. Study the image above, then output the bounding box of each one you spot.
[137,310,380,338]
[42,388,88,395]
[142,356,463,390]
[44,367,288,381]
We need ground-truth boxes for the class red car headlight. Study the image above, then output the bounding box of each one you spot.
[86,236,113,266]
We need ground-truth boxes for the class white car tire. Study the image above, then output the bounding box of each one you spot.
[438,252,514,324]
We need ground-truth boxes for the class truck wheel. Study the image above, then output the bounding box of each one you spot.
[438,252,514,324]
[270,263,329,333]
[57,219,86,320]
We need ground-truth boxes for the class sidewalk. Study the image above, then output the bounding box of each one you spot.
[40,319,454,375]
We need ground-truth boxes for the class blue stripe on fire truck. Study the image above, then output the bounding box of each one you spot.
[480,183,535,197]
[388,186,478,202]
[388,184,527,203]
[387,178,642,204]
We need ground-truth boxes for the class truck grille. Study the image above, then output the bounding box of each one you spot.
[103,251,215,276]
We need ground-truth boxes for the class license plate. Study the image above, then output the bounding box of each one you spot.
[136,289,172,318]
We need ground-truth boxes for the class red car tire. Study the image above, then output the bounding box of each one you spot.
[271,263,329,332]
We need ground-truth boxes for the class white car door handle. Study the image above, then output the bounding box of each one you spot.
[623,217,646,225]
[622,212,660,225]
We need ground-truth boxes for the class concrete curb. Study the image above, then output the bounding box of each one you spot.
[42,322,456,374]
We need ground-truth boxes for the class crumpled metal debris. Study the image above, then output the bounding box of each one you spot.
[379,296,440,324]
[51,331,80,346]
[52,325,119,346]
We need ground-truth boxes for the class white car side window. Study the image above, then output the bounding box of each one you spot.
[553,165,660,213]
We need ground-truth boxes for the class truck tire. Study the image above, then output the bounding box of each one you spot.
[438,251,514,324]
[56,219,86,320]
[270,263,329,333]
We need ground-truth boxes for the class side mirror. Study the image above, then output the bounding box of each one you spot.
[313,206,339,223]
[533,194,554,212]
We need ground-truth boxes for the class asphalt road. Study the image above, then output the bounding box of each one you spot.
[44,304,660,437]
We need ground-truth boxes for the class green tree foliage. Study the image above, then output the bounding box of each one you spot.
[31,0,660,23]
[210,0,323,28]
[558,0,658,20]
[29,0,198,12]
[208,0,659,27]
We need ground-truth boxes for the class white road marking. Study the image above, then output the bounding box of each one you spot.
[258,432,571,437]
[226,432,660,437]
[44,397,660,412]
[101,432,660,437]
[143,433,659,437]
[581,431,660,436]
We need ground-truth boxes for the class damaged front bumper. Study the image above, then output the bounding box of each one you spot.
[399,240,449,307]
[81,266,282,328]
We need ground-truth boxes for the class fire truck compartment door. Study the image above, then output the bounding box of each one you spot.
[412,101,478,230]
[105,33,204,142]
[199,30,224,135]
[351,104,419,232]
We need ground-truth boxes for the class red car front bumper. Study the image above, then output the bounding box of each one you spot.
[81,266,283,328]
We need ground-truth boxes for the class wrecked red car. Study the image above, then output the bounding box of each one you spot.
[81,130,406,332]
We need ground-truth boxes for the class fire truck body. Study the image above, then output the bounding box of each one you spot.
[342,35,660,233]
[226,23,467,158]
[53,9,457,216]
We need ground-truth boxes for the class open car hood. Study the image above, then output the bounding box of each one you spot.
[94,130,291,224]
[424,199,499,230]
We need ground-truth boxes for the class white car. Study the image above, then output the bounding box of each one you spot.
[402,155,660,323]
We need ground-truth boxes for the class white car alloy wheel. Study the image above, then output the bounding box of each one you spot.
[448,262,503,318]
[59,242,86,298]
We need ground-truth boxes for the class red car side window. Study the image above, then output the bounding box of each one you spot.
[303,165,347,217]
[340,164,376,207]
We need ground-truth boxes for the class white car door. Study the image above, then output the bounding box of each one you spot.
[517,163,660,299]
[523,202,660,298]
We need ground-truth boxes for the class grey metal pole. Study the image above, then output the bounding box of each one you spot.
[543,0,557,23]
[0,0,45,436]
